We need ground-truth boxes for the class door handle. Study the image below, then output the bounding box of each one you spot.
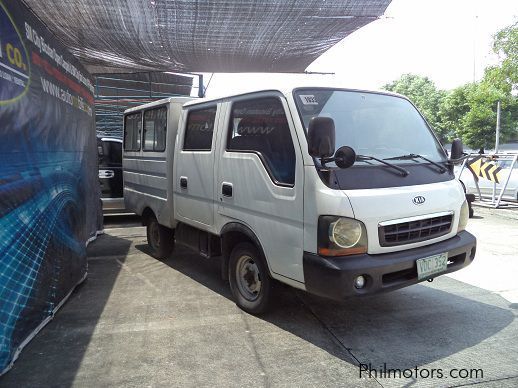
[180,176,188,189]
[99,169,115,179]
[222,183,233,197]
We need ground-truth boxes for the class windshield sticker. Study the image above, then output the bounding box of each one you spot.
[299,94,318,105]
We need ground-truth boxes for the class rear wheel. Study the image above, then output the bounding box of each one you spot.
[229,242,272,314]
[146,215,174,259]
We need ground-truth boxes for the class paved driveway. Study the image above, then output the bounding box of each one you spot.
[2,211,517,387]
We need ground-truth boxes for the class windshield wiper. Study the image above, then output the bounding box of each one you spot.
[356,155,409,177]
[384,154,447,173]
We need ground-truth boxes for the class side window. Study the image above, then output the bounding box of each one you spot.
[227,97,296,185]
[143,107,167,151]
[183,107,216,151]
[123,112,142,151]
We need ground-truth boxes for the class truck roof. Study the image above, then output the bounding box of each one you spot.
[124,96,194,115]
[123,82,408,114]
[182,83,407,108]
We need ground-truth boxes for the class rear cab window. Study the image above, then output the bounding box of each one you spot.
[143,106,168,152]
[183,107,217,151]
[123,112,142,151]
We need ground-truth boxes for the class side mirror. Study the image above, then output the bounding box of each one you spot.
[450,138,463,160]
[308,117,335,158]
[334,146,356,169]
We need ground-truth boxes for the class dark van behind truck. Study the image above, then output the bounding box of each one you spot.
[97,137,127,214]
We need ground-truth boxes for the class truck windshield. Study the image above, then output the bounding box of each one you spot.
[294,89,446,166]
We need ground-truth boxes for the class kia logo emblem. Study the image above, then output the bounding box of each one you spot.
[413,196,426,205]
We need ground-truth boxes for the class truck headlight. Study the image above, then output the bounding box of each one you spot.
[318,216,368,256]
[457,200,469,233]
[330,218,362,248]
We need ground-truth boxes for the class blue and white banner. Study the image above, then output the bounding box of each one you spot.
[0,0,101,373]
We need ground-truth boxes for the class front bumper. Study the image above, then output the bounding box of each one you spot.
[303,231,476,300]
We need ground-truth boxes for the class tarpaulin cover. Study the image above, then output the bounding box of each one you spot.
[0,0,100,373]
[22,0,391,74]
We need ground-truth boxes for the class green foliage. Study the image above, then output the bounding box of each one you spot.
[383,20,518,150]
[439,79,517,150]
[493,21,518,92]
[461,79,517,150]
[383,74,447,142]
[438,83,474,141]
[446,20,518,150]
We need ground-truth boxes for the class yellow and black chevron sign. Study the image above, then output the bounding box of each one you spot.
[467,156,503,183]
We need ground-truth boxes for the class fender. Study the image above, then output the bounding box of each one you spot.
[220,222,272,280]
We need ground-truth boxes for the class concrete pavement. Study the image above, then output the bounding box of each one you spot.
[448,206,518,304]
[1,212,517,387]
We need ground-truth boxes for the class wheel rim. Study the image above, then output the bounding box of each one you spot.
[235,254,262,301]
[149,221,160,250]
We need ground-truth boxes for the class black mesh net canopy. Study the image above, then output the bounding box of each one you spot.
[23,0,391,74]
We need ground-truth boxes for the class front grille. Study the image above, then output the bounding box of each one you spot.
[379,213,453,247]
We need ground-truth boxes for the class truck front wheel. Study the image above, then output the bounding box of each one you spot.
[146,215,174,259]
[229,242,272,314]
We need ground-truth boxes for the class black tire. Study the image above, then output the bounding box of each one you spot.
[228,242,272,314]
[146,215,174,259]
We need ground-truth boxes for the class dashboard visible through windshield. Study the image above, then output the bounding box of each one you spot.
[294,88,447,167]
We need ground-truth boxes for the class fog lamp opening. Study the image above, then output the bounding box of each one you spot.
[354,275,366,289]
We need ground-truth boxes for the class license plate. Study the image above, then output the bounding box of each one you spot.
[416,252,448,280]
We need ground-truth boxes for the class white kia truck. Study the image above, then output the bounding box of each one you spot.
[123,87,476,314]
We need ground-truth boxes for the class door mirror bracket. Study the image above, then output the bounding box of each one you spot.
[321,146,356,169]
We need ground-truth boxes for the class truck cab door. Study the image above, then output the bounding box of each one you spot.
[215,94,305,283]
